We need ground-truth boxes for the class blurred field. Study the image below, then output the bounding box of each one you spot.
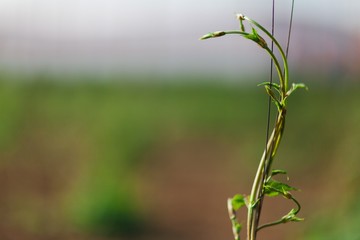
[0,73,359,240]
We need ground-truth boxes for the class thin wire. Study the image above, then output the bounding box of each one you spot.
[264,0,275,168]
[264,0,295,175]
[285,0,295,58]
[255,0,295,235]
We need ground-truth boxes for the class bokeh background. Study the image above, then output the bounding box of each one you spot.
[0,1,359,239]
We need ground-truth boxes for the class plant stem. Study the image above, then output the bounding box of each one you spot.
[247,108,286,240]
[238,16,289,240]
[244,16,289,91]
[219,28,287,96]
[257,195,302,232]
[200,14,303,240]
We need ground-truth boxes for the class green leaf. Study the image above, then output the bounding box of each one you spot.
[286,82,308,97]
[271,169,287,177]
[265,86,282,110]
[232,194,246,211]
[264,189,280,197]
[290,216,304,222]
[233,221,242,233]
[292,83,308,90]
[258,82,281,92]
[281,208,304,223]
[231,220,242,240]
[264,180,297,197]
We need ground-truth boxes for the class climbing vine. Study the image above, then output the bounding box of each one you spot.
[200,8,306,240]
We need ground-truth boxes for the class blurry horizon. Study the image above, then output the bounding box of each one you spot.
[0,1,359,78]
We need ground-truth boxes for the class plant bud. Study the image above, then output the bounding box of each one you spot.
[236,13,245,21]
[245,28,268,48]
[200,31,226,40]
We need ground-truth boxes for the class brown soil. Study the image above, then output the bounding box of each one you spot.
[0,130,343,240]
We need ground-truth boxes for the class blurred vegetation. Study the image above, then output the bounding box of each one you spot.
[0,72,359,239]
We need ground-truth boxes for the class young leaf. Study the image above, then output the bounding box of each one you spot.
[286,82,308,97]
[292,83,308,90]
[266,169,288,183]
[264,180,297,197]
[271,169,287,177]
[231,221,242,239]
[258,82,281,92]
[235,222,242,232]
[264,188,280,197]
[289,215,304,222]
[232,194,246,211]
[281,208,304,223]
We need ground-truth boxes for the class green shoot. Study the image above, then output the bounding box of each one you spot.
[200,13,306,240]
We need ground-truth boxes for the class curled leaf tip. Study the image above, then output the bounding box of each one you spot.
[236,13,246,32]
[200,31,226,40]
[236,13,245,21]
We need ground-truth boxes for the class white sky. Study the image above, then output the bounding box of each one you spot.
[0,0,359,75]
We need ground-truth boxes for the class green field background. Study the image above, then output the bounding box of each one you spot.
[0,73,359,240]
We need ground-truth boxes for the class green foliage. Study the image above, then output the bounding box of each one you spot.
[232,194,246,210]
[285,83,308,99]
[264,179,297,197]
[281,209,304,223]
[270,169,287,177]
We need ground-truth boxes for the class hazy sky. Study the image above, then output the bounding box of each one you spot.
[0,0,359,75]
